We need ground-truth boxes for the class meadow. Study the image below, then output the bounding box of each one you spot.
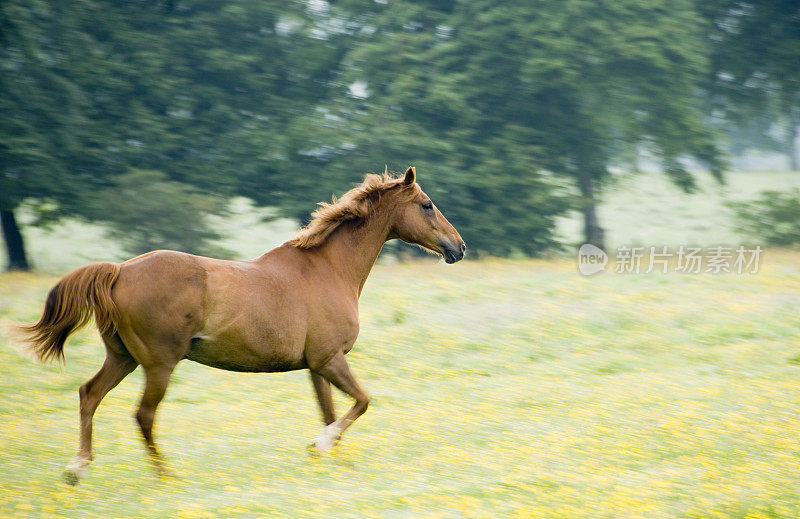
[1,251,800,518]
[1,168,800,517]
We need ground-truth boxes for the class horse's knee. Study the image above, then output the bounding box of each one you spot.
[357,394,370,415]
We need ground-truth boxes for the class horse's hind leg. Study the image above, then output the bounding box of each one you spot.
[117,328,187,476]
[136,364,176,475]
[64,334,138,485]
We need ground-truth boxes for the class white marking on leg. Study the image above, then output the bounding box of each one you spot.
[313,423,342,451]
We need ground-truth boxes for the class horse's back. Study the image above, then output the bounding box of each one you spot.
[116,249,208,299]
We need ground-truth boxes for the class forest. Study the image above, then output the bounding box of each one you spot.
[2,0,798,268]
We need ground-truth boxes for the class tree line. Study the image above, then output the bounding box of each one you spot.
[2,0,798,269]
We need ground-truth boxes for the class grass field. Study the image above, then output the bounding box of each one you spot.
[1,251,800,518]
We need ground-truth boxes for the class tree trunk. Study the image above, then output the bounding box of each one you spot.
[1,209,30,271]
[577,172,605,250]
[789,119,799,171]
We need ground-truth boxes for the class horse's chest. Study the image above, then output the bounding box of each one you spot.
[311,306,360,344]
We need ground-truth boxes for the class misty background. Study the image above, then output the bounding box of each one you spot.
[2,0,799,271]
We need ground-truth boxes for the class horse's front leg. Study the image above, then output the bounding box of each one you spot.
[309,352,369,451]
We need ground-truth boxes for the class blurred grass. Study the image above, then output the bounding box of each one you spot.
[1,253,800,517]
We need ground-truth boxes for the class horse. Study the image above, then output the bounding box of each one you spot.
[13,166,465,485]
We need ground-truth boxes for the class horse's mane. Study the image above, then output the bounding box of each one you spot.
[289,172,414,249]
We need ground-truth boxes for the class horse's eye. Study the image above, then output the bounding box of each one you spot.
[421,201,433,211]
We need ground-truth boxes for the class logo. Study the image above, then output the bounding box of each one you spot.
[578,243,607,275]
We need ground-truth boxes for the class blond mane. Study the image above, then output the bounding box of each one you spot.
[289,172,415,249]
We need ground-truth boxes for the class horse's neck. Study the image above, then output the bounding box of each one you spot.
[320,210,393,297]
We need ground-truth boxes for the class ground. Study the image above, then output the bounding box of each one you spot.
[1,250,799,518]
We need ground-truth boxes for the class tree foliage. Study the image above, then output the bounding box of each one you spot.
[702,0,800,168]
[0,1,97,219]
[90,169,228,256]
[297,0,725,251]
[731,189,800,246]
[0,0,343,265]
[2,0,797,268]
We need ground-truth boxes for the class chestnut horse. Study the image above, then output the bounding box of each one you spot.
[15,166,465,484]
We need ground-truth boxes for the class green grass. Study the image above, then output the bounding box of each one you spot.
[2,252,800,518]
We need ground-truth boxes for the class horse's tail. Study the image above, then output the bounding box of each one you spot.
[18,262,122,363]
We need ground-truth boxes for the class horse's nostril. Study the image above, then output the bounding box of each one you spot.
[441,241,465,263]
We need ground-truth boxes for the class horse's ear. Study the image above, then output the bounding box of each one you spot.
[403,166,416,185]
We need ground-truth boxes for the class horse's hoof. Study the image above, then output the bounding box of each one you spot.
[148,457,171,479]
[63,470,80,486]
[311,424,340,452]
[307,442,322,457]
[63,457,90,485]
[156,465,175,480]
[313,436,335,451]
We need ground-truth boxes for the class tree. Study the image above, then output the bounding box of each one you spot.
[0,0,346,269]
[301,0,724,251]
[0,0,101,269]
[279,0,572,256]
[702,0,800,169]
[89,170,229,255]
[730,189,800,246]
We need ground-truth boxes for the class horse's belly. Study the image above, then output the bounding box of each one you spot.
[184,336,307,373]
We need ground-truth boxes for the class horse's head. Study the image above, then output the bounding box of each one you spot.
[390,167,466,264]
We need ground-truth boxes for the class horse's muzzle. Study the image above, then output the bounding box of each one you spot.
[443,240,466,264]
